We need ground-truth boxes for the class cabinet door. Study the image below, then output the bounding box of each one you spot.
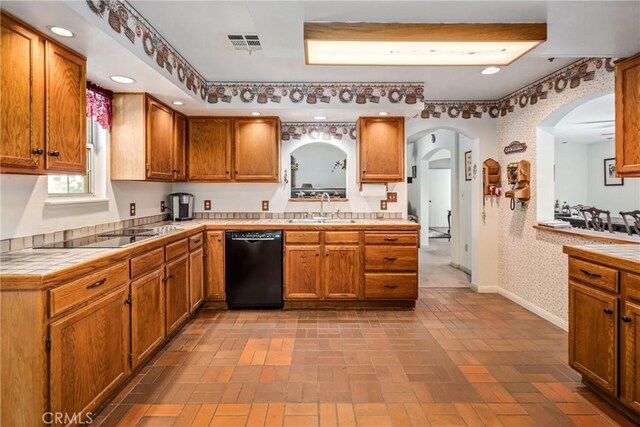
[205,231,225,300]
[623,300,640,411]
[189,247,204,312]
[165,255,190,335]
[49,287,129,419]
[0,14,44,173]
[234,118,280,182]
[45,41,86,173]
[173,112,187,181]
[146,98,174,180]
[569,281,618,394]
[131,268,165,368]
[285,245,321,299]
[615,55,640,176]
[323,245,361,299]
[358,117,404,182]
[188,118,232,181]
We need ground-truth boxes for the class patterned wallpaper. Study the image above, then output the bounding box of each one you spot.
[495,64,616,325]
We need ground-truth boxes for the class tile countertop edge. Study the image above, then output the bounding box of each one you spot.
[563,244,640,272]
[0,219,420,290]
[534,225,640,245]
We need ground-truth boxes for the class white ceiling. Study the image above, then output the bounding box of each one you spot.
[554,93,615,145]
[2,1,639,121]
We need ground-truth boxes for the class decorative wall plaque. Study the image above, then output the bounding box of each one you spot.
[504,141,528,154]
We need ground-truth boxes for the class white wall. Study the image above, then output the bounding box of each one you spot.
[458,134,473,272]
[587,141,640,213]
[174,133,407,216]
[554,142,589,208]
[0,127,170,240]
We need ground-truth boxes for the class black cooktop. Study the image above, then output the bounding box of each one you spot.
[35,234,155,249]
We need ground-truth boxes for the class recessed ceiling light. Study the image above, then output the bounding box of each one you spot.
[304,23,546,66]
[48,26,74,38]
[378,112,389,116]
[481,66,501,75]
[313,116,327,120]
[172,101,184,106]
[251,112,261,116]
[110,75,136,84]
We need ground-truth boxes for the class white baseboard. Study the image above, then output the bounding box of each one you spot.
[468,284,568,331]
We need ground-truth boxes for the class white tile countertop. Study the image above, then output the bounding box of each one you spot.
[563,244,640,272]
[0,219,420,285]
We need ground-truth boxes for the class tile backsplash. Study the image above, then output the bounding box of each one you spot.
[0,211,404,253]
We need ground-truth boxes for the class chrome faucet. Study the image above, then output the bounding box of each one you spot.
[320,192,331,218]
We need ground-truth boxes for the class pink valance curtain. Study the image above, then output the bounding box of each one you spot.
[86,82,114,129]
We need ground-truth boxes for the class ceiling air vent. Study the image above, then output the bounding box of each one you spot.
[227,34,262,54]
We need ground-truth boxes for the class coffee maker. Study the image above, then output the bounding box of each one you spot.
[168,193,194,221]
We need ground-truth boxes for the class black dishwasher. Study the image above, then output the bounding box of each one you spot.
[225,230,283,309]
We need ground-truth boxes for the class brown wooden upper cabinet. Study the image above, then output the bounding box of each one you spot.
[111,93,185,181]
[187,117,280,182]
[357,117,405,183]
[0,13,86,175]
[615,54,640,177]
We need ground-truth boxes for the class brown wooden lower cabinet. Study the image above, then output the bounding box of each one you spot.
[569,280,617,394]
[566,250,640,419]
[49,286,130,423]
[283,230,418,302]
[205,230,225,301]
[323,245,360,299]
[131,267,165,368]
[623,300,640,412]
[189,246,204,312]
[165,254,190,335]
[285,245,322,299]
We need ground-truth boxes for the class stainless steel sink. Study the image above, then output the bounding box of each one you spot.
[288,218,356,224]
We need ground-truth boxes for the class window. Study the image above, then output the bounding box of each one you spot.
[47,118,95,195]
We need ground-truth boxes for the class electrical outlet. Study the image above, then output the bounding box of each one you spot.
[387,192,397,203]
[262,200,269,211]
[204,200,211,211]
[160,201,165,212]
[129,203,136,216]
[380,200,388,210]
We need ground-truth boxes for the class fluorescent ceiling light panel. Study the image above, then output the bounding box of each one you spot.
[304,23,546,66]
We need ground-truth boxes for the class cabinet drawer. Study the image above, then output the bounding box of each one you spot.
[189,233,204,250]
[624,272,640,302]
[131,247,164,279]
[285,231,320,244]
[49,261,128,317]
[325,231,360,244]
[569,258,618,293]
[365,246,417,271]
[364,273,417,299]
[364,232,418,246]
[166,238,188,261]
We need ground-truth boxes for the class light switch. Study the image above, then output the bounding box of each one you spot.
[387,192,397,203]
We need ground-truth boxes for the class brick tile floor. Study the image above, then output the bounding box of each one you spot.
[94,288,636,426]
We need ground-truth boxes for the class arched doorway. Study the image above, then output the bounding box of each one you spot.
[407,128,472,287]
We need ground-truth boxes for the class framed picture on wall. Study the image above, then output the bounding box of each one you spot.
[604,158,624,186]
[464,151,472,181]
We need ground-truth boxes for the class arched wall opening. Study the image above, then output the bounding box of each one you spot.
[536,91,639,224]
